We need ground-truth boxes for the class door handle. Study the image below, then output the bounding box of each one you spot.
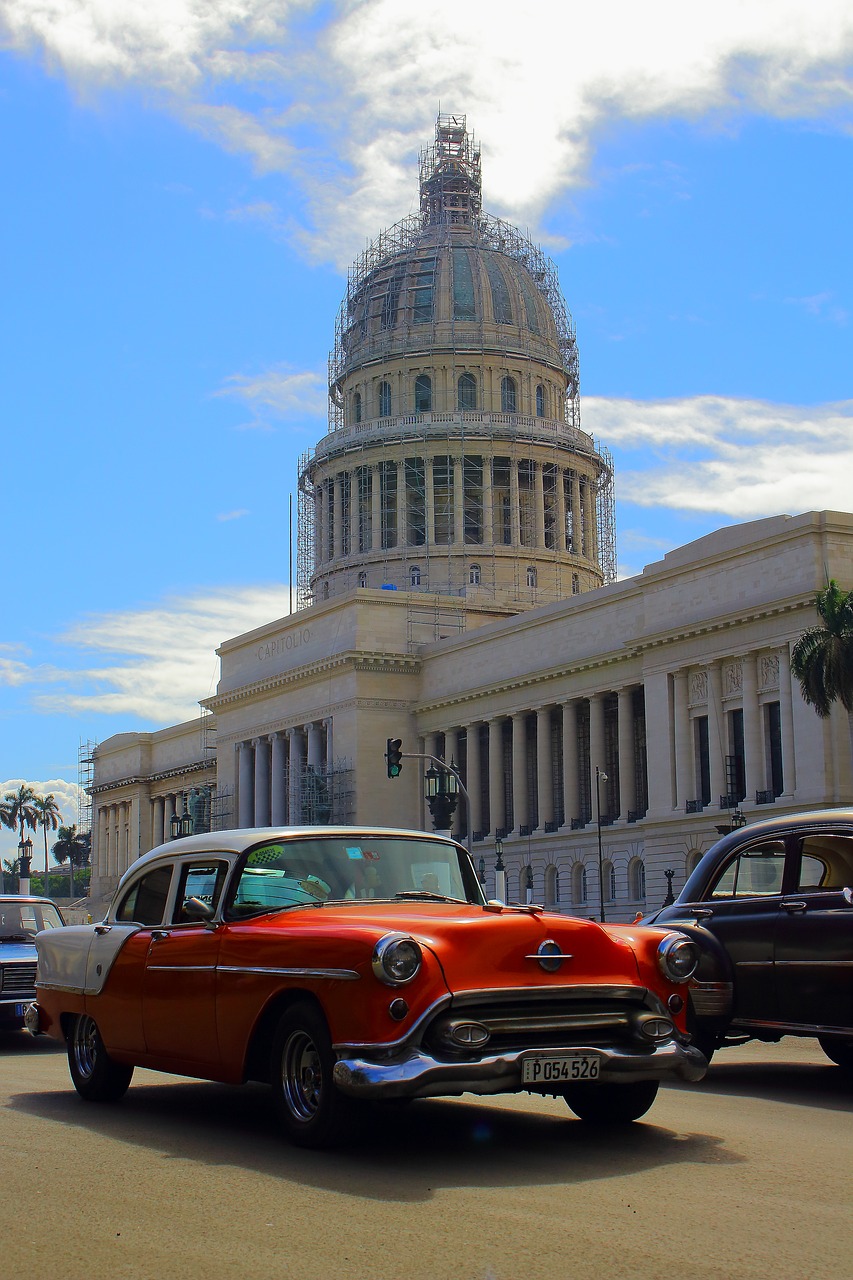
[94,924,111,935]
[151,929,172,940]
[781,900,807,914]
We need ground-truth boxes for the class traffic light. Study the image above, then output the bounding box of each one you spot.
[386,738,403,778]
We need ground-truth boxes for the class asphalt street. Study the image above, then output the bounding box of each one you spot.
[3,1033,851,1280]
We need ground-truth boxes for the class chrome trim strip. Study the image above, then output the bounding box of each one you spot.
[333,1039,707,1099]
[145,965,217,973]
[773,960,853,967]
[217,964,360,981]
[733,1017,853,1035]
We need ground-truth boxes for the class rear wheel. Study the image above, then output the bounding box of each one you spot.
[67,1014,134,1102]
[562,1079,659,1124]
[270,1002,360,1148]
[818,1035,853,1072]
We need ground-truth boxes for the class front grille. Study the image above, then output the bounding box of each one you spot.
[1,963,37,996]
[423,989,654,1058]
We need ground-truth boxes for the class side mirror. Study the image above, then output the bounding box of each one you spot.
[181,896,214,922]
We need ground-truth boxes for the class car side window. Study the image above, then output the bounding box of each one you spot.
[796,835,853,892]
[174,860,230,923]
[116,865,174,925]
[708,840,786,899]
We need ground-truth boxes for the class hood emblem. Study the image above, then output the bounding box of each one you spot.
[529,940,572,973]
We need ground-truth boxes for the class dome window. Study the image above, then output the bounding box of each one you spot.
[410,565,421,587]
[358,571,368,588]
[354,391,362,424]
[457,373,477,411]
[527,566,537,588]
[469,563,481,586]
[501,377,517,414]
[415,375,432,413]
[378,381,392,418]
[452,247,476,321]
[572,573,580,595]
[536,384,545,417]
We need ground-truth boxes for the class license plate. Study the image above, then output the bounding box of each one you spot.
[15,1004,24,1018]
[522,1054,600,1084]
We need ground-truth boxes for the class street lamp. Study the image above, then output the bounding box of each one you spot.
[663,868,676,906]
[494,835,506,902]
[730,809,747,830]
[478,856,486,886]
[17,836,34,894]
[424,761,459,836]
[169,810,195,840]
[524,864,534,905]
[595,766,608,923]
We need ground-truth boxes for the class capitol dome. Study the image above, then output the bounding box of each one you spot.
[298,114,614,609]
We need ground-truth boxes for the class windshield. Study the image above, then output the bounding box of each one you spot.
[0,901,64,939]
[227,835,484,918]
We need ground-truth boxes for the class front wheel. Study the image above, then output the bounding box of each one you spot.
[818,1035,853,1072]
[270,1002,360,1148]
[67,1014,134,1102]
[562,1079,659,1124]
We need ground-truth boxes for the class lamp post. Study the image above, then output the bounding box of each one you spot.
[17,836,34,895]
[423,761,459,837]
[494,835,506,902]
[663,868,676,906]
[524,864,534,905]
[595,766,608,923]
[169,809,195,840]
[478,856,486,886]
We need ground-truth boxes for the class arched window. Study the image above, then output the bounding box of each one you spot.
[572,862,587,904]
[357,570,368,588]
[628,857,646,902]
[526,566,537,588]
[353,391,362,424]
[571,573,580,595]
[536,384,545,417]
[378,381,391,418]
[414,374,432,413]
[457,372,477,411]
[322,581,330,600]
[545,865,560,906]
[409,565,421,587]
[501,376,517,414]
[469,563,481,586]
[602,861,617,902]
[686,849,703,878]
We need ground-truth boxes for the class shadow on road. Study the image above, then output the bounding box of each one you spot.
[8,1062,742,1201]
[666,1056,853,1114]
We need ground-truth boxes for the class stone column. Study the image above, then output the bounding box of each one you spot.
[371,466,382,551]
[588,694,606,820]
[617,687,636,819]
[536,706,553,828]
[483,458,494,546]
[778,645,797,797]
[453,456,464,547]
[488,718,505,835]
[254,737,271,826]
[238,741,254,827]
[510,460,521,546]
[152,795,165,849]
[467,721,483,837]
[396,458,406,550]
[333,474,343,559]
[288,728,304,825]
[164,794,176,844]
[534,462,546,548]
[555,466,567,553]
[708,662,725,808]
[571,472,582,555]
[511,711,528,834]
[323,717,334,769]
[673,670,691,810]
[271,732,288,825]
[306,722,324,770]
[741,652,762,802]
[425,457,436,547]
[561,699,579,827]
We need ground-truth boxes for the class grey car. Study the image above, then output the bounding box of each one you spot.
[0,896,65,1029]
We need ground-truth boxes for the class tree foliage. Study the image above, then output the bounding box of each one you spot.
[791,581,853,717]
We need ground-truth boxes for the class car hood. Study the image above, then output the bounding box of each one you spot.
[268,902,643,992]
[0,940,36,963]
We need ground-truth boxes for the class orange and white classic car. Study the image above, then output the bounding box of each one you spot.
[29,827,706,1146]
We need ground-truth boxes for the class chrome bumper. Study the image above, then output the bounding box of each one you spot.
[24,1002,43,1037]
[333,1039,707,1100]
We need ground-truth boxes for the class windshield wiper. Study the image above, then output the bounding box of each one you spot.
[394,891,467,904]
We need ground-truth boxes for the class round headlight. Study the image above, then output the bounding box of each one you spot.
[658,932,700,983]
[372,933,423,986]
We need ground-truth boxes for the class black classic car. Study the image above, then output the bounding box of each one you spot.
[644,809,853,1068]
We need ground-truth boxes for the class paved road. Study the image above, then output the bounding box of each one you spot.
[3,1032,851,1280]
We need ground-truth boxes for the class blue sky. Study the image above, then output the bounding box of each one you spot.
[1,0,851,859]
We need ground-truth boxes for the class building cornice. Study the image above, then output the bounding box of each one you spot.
[204,649,421,711]
[90,757,214,795]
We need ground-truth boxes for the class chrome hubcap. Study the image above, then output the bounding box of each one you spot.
[281,1030,323,1122]
[72,1016,98,1080]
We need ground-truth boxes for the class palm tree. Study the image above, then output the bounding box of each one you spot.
[52,825,91,897]
[33,793,63,891]
[1,783,38,852]
[790,579,853,767]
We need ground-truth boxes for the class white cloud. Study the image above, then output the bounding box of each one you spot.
[585,394,853,517]
[2,1,851,265]
[216,508,250,521]
[217,365,328,425]
[8,585,294,723]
